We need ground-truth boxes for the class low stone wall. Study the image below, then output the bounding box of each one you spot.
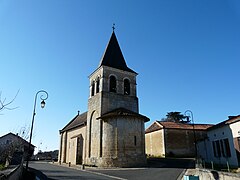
[0,164,23,180]
[183,168,240,180]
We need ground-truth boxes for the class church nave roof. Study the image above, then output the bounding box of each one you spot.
[60,111,87,133]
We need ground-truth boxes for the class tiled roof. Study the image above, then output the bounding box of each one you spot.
[99,31,137,74]
[158,121,213,130]
[145,121,162,133]
[97,108,150,122]
[208,115,240,130]
[60,112,87,133]
[225,115,240,124]
[145,121,213,134]
[0,132,35,147]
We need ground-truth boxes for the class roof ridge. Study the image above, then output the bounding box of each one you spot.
[208,115,240,130]
[98,107,149,122]
[60,111,87,133]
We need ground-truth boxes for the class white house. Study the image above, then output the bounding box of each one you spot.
[197,115,240,168]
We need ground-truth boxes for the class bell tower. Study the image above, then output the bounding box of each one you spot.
[85,29,149,167]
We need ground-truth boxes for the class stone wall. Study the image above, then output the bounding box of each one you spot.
[165,129,207,157]
[86,59,146,167]
[101,67,138,114]
[145,129,208,158]
[85,116,146,167]
[145,129,165,157]
[62,126,86,165]
[102,92,138,114]
[183,168,240,180]
[101,66,137,97]
[100,116,146,167]
[0,163,23,180]
[165,129,195,157]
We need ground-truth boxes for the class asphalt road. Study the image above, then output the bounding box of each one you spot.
[29,158,194,180]
[29,161,113,180]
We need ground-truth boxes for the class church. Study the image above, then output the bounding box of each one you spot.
[58,29,149,167]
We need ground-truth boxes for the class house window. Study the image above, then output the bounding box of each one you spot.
[96,77,100,94]
[91,81,95,96]
[213,140,221,157]
[224,138,231,157]
[109,76,117,93]
[212,141,217,157]
[216,140,221,157]
[134,136,137,146]
[124,79,130,95]
[213,139,231,158]
[220,140,226,157]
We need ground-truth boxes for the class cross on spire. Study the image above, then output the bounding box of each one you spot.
[112,23,115,31]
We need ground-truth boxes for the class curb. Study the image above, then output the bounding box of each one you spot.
[28,167,48,180]
[176,168,187,180]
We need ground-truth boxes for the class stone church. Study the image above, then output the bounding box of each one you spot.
[58,29,149,167]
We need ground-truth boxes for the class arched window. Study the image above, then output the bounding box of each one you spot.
[96,77,100,93]
[109,76,117,93]
[124,79,130,95]
[91,81,95,96]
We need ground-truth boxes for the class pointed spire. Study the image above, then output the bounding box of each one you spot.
[99,29,136,74]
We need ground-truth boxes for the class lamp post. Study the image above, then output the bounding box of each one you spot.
[26,90,48,170]
[184,110,197,164]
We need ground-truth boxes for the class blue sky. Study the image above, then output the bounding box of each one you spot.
[0,0,240,151]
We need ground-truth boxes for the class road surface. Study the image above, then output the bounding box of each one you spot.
[29,158,194,180]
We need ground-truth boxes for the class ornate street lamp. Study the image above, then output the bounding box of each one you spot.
[184,110,197,163]
[26,90,48,170]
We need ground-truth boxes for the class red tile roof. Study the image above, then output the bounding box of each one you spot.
[145,121,162,133]
[158,121,212,130]
[208,115,240,130]
[225,115,240,124]
[145,121,213,134]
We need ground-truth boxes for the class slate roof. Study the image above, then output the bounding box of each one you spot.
[60,112,87,133]
[0,132,35,147]
[145,121,213,134]
[99,31,137,74]
[207,115,240,131]
[97,108,150,122]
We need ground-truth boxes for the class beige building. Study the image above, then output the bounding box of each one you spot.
[59,30,149,167]
[145,121,212,157]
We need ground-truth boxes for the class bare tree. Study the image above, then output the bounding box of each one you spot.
[16,126,30,141]
[0,90,19,113]
[0,126,30,166]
